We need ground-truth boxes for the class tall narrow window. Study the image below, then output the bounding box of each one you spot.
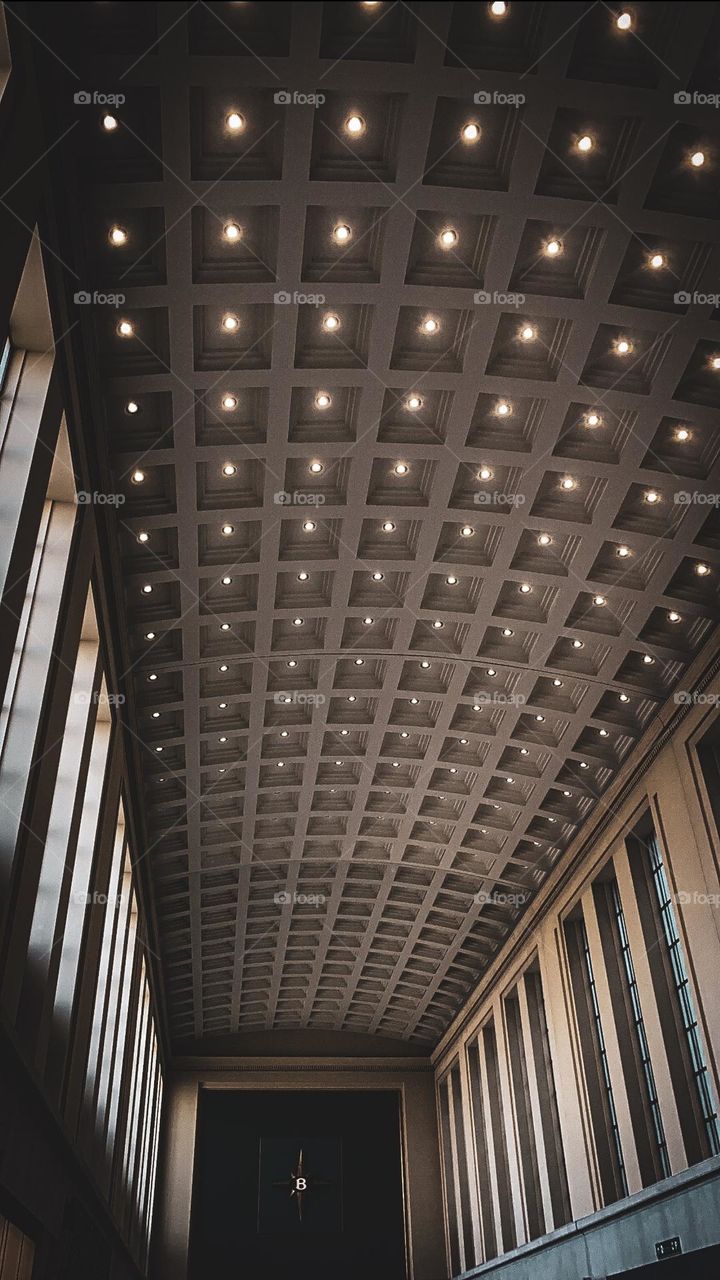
[466,1039,497,1260]
[523,968,570,1228]
[449,1063,476,1270]
[565,916,628,1202]
[482,1019,516,1252]
[504,991,544,1239]
[438,1073,461,1277]
[0,1213,34,1280]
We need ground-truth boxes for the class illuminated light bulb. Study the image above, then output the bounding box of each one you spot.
[619,692,630,702]
[478,465,493,481]
[322,312,340,331]
[580,760,589,768]
[563,789,571,797]
[303,519,316,531]
[460,737,468,744]
[345,114,365,136]
[576,134,594,153]
[420,660,431,669]
[520,582,532,594]
[315,391,332,409]
[675,427,690,442]
[645,489,660,504]
[226,111,245,132]
[155,745,163,752]
[461,121,481,143]
[221,576,232,585]
[297,571,309,581]
[406,394,423,411]
[487,668,496,677]
[490,0,508,13]
[333,223,352,244]
[460,525,474,537]
[222,462,237,476]
[309,461,324,474]
[696,562,711,576]
[221,523,234,536]
[142,583,153,594]
[125,400,139,415]
[287,660,297,668]
[585,410,602,428]
[538,533,552,546]
[363,616,374,625]
[393,462,409,475]
[410,697,419,705]
[220,622,230,631]
[616,11,632,29]
[690,150,705,167]
[544,238,562,257]
[643,653,654,664]
[219,664,228,672]
[561,476,576,490]
[422,316,440,334]
[519,324,537,342]
[617,544,631,558]
[599,728,609,737]
[277,761,285,768]
[223,221,242,242]
[152,711,161,719]
[131,468,145,484]
[117,319,134,337]
[439,227,458,249]
[109,225,127,246]
[341,729,349,736]
[502,627,514,637]
[446,575,458,585]
[495,399,512,416]
[668,610,681,623]
[712,356,720,370]
[593,594,607,606]
[553,678,563,687]
[432,619,444,629]
[292,617,304,627]
[572,639,584,649]
[348,694,357,702]
[221,312,240,332]
[649,251,665,269]
[221,393,237,411]
[102,113,118,132]
[137,531,149,543]
[615,337,633,355]
[372,571,384,581]
[354,658,364,666]
[381,520,396,532]
[535,714,545,722]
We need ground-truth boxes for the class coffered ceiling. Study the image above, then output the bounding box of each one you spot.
[28,0,720,1049]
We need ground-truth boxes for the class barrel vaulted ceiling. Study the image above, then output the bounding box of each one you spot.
[27,0,720,1048]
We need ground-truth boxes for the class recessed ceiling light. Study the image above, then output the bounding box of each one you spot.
[520,747,529,755]
[219,664,228,672]
[406,394,423,411]
[322,312,340,331]
[220,622,230,631]
[381,520,396,532]
[131,468,145,484]
[675,426,691,442]
[616,11,633,30]
[614,337,633,355]
[580,760,589,768]
[226,111,245,132]
[446,575,458,585]
[538,533,552,546]
[490,0,508,14]
[221,313,240,333]
[102,113,118,132]
[420,660,431,669]
[584,410,602,428]
[519,582,532,594]
[593,594,607,606]
[303,520,317,532]
[572,639,584,649]
[297,571,309,582]
[393,462,409,475]
[421,316,440,334]
[599,728,609,737]
[563,789,572,797]
[561,476,576,490]
[487,668,496,677]
[502,627,514,637]
[109,225,127,247]
[292,617,304,627]
[222,462,237,477]
[363,616,374,625]
[617,544,631,558]
[460,737,468,744]
[287,660,297,668]
[221,576,232,585]
[460,525,474,537]
[478,465,493,481]
[137,531,149,544]
[314,392,332,412]
[619,692,630,702]
[410,697,419,705]
[354,658,364,666]
[648,251,665,270]
[644,489,660,504]
[333,223,352,244]
[372,571,384,581]
[519,324,537,342]
[309,461,324,474]
[141,583,153,594]
[432,619,444,629]
[348,694,357,702]
[125,400,139,416]
[535,714,545,722]
[668,610,681,623]
[643,653,654,664]
[495,399,512,417]
[151,711,161,719]
[219,702,228,709]
[221,523,234,536]
[712,356,720,371]
[117,319,134,338]
[576,134,594,153]
[345,114,365,136]
[221,393,237,411]
[341,729,349,736]
[696,562,711,576]
[461,121,481,143]
[544,238,563,257]
[690,150,706,167]
[553,678,563,687]
[438,227,458,249]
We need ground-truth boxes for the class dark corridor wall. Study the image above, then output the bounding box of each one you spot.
[190,1089,408,1280]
